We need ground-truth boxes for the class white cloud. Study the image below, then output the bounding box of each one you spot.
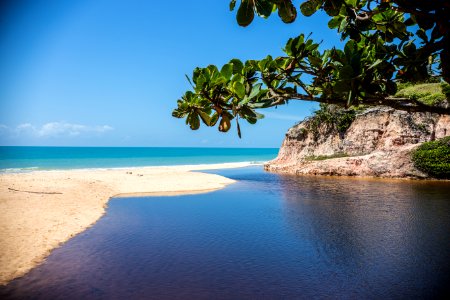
[1,122,114,138]
[35,122,113,137]
[16,123,35,132]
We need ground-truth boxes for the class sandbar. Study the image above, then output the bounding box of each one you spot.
[0,162,252,285]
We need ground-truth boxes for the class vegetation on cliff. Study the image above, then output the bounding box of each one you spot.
[412,136,450,179]
[305,104,358,140]
[173,1,450,137]
[396,82,450,106]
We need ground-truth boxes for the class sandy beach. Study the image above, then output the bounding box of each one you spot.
[0,162,251,285]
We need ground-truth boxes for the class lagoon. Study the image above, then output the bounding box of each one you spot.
[1,166,449,299]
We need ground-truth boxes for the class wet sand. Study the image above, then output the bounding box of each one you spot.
[0,163,248,285]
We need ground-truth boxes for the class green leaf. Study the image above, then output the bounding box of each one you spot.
[338,17,348,32]
[255,0,273,17]
[195,74,207,90]
[230,59,244,74]
[344,40,355,56]
[308,55,322,67]
[233,82,246,98]
[198,110,211,126]
[254,110,265,119]
[187,112,200,130]
[249,83,262,99]
[231,73,244,84]
[221,63,233,80]
[172,107,185,118]
[230,0,237,11]
[210,113,219,126]
[248,100,274,109]
[300,0,321,17]
[277,0,297,23]
[328,17,340,29]
[323,0,341,16]
[237,0,255,27]
[345,0,356,7]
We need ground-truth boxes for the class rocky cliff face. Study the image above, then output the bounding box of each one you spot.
[265,106,450,178]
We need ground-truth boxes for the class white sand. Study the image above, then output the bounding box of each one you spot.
[0,162,253,285]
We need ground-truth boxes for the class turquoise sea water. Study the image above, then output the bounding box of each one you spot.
[0,146,279,171]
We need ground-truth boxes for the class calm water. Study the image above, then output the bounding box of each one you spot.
[0,147,278,171]
[1,167,450,299]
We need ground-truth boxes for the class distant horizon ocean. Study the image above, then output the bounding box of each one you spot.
[0,146,279,172]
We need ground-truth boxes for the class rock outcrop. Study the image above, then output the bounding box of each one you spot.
[265,106,450,178]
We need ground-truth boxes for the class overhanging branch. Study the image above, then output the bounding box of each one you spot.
[260,93,450,115]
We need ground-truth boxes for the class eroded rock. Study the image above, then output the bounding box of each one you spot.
[265,107,450,178]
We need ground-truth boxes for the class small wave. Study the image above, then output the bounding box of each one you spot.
[0,167,40,173]
[249,161,269,165]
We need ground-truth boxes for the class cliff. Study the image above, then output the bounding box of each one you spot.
[265,106,450,178]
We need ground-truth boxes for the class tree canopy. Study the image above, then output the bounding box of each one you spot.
[173,0,450,137]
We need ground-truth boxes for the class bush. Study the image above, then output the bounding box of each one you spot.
[395,82,447,106]
[412,136,450,179]
[308,104,357,140]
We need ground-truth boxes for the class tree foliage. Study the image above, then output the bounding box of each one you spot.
[173,0,450,137]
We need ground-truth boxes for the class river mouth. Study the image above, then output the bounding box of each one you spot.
[1,166,449,299]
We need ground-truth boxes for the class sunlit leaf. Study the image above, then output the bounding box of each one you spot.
[221,63,233,80]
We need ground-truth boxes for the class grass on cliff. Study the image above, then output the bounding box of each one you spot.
[306,104,359,140]
[412,136,450,179]
[395,82,449,106]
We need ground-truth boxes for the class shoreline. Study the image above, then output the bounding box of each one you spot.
[0,162,252,285]
[0,161,263,174]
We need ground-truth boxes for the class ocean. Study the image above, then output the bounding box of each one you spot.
[0,146,279,171]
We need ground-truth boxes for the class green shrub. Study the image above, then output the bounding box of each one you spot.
[308,104,357,140]
[412,136,450,179]
[395,83,447,106]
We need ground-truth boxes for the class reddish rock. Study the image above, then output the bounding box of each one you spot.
[265,107,450,179]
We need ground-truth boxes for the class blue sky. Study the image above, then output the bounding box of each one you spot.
[0,0,341,147]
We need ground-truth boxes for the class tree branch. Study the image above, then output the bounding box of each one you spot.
[259,93,450,115]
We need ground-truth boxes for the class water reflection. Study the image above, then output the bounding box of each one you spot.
[278,175,450,298]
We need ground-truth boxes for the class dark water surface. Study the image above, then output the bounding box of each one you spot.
[1,167,450,299]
